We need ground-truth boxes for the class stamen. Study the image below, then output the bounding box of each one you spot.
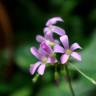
[42,57,48,64]
[65,49,72,55]
[46,40,55,47]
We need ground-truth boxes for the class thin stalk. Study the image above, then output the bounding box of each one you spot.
[71,64,96,85]
[65,65,75,96]
[54,63,60,85]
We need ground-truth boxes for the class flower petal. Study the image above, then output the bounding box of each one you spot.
[44,27,50,33]
[30,62,41,75]
[44,32,54,42]
[38,64,46,75]
[47,57,57,64]
[60,35,69,49]
[40,42,52,54]
[52,26,66,36]
[30,47,41,59]
[70,43,82,51]
[71,52,81,61]
[44,27,54,41]
[46,17,63,26]
[38,47,47,57]
[36,35,45,43]
[54,44,64,53]
[60,54,69,64]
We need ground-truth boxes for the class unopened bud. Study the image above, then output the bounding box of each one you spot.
[54,71,59,80]
[32,74,39,83]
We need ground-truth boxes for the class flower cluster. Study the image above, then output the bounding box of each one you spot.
[30,17,82,76]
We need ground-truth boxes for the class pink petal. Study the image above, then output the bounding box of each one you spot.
[46,17,64,26]
[44,27,50,33]
[36,35,45,43]
[38,64,46,75]
[30,62,41,75]
[60,35,69,49]
[30,47,41,59]
[43,27,54,41]
[40,42,52,54]
[54,44,64,53]
[47,57,56,64]
[71,52,81,61]
[44,32,54,42]
[60,54,69,64]
[38,48,47,57]
[70,43,82,51]
[48,56,57,64]
[52,26,66,36]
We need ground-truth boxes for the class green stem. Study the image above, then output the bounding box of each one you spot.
[71,64,96,85]
[65,65,75,96]
[54,63,59,80]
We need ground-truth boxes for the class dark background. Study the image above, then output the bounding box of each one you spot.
[0,0,96,96]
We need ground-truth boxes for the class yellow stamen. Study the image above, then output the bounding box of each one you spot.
[65,49,72,55]
[50,42,55,47]
[42,57,47,64]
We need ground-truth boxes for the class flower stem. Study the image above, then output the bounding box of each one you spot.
[54,64,59,80]
[70,63,96,85]
[54,63,60,85]
[65,65,75,96]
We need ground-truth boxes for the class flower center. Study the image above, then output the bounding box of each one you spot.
[46,40,55,47]
[41,57,48,64]
[49,42,55,46]
[65,49,72,55]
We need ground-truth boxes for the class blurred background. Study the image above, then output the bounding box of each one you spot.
[0,0,96,96]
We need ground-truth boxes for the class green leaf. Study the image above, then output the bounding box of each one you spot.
[14,44,37,70]
[71,63,96,85]
[10,87,31,96]
[36,81,70,96]
[74,33,96,72]
[36,79,95,96]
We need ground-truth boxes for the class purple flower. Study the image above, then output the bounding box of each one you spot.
[54,35,82,64]
[36,35,59,47]
[30,44,57,75]
[44,17,66,37]
[40,42,57,64]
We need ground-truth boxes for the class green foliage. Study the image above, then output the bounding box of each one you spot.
[0,0,96,96]
[14,44,36,70]
[75,33,96,72]
[10,87,31,96]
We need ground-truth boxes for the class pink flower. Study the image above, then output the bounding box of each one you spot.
[44,17,66,37]
[30,43,57,75]
[40,42,57,64]
[54,35,82,64]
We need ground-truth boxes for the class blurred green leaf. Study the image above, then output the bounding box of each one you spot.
[74,33,96,72]
[10,87,31,96]
[14,44,37,70]
[0,83,10,93]
[61,0,78,15]
[89,8,96,22]
[36,81,70,96]
[36,78,95,96]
